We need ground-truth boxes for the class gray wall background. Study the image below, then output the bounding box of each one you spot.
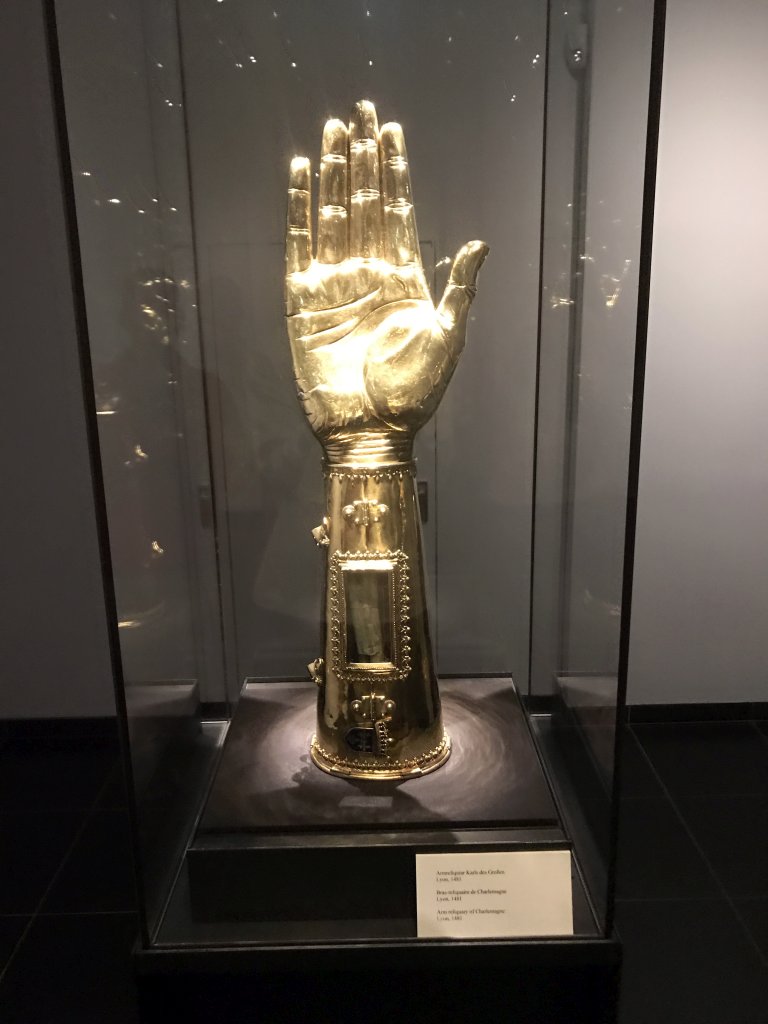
[532,0,654,696]
[628,0,768,703]
[1,0,766,716]
[0,0,113,716]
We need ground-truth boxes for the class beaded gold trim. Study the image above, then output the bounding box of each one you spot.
[311,733,450,777]
[324,465,415,483]
[329,550,411,682]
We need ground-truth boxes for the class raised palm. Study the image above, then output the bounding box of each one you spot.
[285,100,488,448]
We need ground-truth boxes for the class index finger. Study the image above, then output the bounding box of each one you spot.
[380,122,420,266]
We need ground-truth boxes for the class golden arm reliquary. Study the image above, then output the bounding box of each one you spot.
[285,99,488,780]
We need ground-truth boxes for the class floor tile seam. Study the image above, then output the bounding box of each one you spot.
[2,737,118,747]
[35,910,137,918]
[632,718,757,729]
[614,896,734,904]
[0,810,95,985]
[0,807,97,818]
[0,759,120,988]
[634,720,768,782]
[626,724,768,800]
[751,720,768,753]
[0,753,119,816]
[729,902,768,969]
[629,724,768,967]
[0,746,119,763]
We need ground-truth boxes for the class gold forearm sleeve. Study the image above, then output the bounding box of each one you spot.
[310,456,449,779]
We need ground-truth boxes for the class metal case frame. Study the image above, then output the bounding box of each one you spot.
[46,0,667,1017]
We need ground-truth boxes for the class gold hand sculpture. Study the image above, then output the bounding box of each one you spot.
[286,100,488,780]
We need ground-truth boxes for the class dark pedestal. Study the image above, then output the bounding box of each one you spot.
[138,678,620,1024]
[187,678,566,924]
[198,677,558,832]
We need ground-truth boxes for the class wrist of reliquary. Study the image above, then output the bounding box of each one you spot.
[322,430,414,469]
[318,431,420,550]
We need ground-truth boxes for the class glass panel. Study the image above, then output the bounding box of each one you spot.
[54,0,230,940]
[530,0,655,929]
[342,565,395,667]
[55,0,655,949]
[165,0,588,944]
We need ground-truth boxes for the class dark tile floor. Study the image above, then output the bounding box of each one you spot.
[0,725,138,1024]
[615,721,768,1024]
[0,718,766,1022]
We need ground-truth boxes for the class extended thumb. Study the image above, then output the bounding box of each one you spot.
[437,240,490,329]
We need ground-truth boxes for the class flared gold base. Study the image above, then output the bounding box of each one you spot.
[310,732,451,781]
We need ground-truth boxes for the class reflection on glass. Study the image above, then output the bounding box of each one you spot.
[55,0,230,942]
[342,566,394,666]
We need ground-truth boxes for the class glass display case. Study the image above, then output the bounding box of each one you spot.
[52,0,662,1019]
